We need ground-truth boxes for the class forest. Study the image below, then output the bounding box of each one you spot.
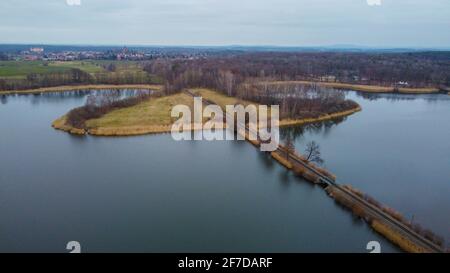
[145,51,450,95]
[1,51,449,93]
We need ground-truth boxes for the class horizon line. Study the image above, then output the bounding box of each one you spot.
[1,43,450,50]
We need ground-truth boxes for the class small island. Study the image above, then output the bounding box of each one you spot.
[52,87,361,136]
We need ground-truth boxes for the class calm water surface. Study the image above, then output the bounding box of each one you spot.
[2,90,447,252]
[282,91,450,244]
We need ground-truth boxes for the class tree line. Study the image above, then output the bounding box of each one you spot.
[144,51,450,95]
[0,68,159,91]
[2,51,448,93]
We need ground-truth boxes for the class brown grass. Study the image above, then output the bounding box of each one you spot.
[52,116,86,135]
[306,162,337,181]
[53,93,197,136]
[270,152,293,169]
[351,204,368,219]
[371,220,429,253]
[397,87,440,94]
[278,106,361,127]
[261,81,440,94]
[88,125,172,136]
[85,93,194,129]
[292,165,321,184]
[327,186,355,209]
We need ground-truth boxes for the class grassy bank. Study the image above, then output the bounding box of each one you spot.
[371,220,428,253]
[325,186,429,253]
[191,88,255,108]
[53,92,196,136]
[86,93,194,136]
[52,116,86,135]
[1,84,162,95]
[262,81,440,94]
[279,106,361,127]
[270,152,293,169]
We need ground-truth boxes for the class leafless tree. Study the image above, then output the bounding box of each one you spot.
[304,141,323,164]
[285,136,295,160]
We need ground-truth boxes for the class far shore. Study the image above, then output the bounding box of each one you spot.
[0,84,162,95]
[262,80,442,94]
[2,81,445,96]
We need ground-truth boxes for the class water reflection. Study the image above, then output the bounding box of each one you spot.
[1,89,155,105]
[280,118,346,142]
[345,90,450,102]
[0,91,404,253]
[1,95,7,104]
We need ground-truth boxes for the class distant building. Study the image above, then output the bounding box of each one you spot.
[30,47,44,54]
[24,55,39,61]
[319,75,337,82]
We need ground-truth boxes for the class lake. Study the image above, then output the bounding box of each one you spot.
[1,90,448,252]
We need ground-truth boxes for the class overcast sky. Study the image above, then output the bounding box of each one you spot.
[0,0,449,47]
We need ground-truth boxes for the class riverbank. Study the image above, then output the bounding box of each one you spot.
[53,88,361,136]
[261,81,441,94]
[53,116,174,136]
[371,220,428,253]
[0,84,162,95]
[52,116,87,135]
[279,106,361,127]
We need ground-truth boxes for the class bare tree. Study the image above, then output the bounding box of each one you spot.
[304,141,323,164]
[285,136,295,160]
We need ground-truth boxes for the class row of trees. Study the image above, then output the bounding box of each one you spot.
[0,69,159,91]
[144,51,450,94]
[237,82,359,119]
[0,69,93,91]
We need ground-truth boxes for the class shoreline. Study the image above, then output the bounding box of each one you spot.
[279,106,361,127]
[1,81,444,96]
[52,105,362,137]
[262,80,441,94]
[0,84,162,95]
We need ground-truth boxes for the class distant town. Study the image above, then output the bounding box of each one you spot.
[0,46,223,62]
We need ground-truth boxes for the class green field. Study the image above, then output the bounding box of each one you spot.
[48,61,105,73]
[0,61,70,79]
[0,60,149,79]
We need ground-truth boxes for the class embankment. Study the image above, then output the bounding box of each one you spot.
[325,185,445,253]
[270,152,293,169]
[52,116,86,135]
[262,81,440,94]
[279,106,361,127]
[371,220,428,253]
[325,186,428,253]
[268,144,443,253]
